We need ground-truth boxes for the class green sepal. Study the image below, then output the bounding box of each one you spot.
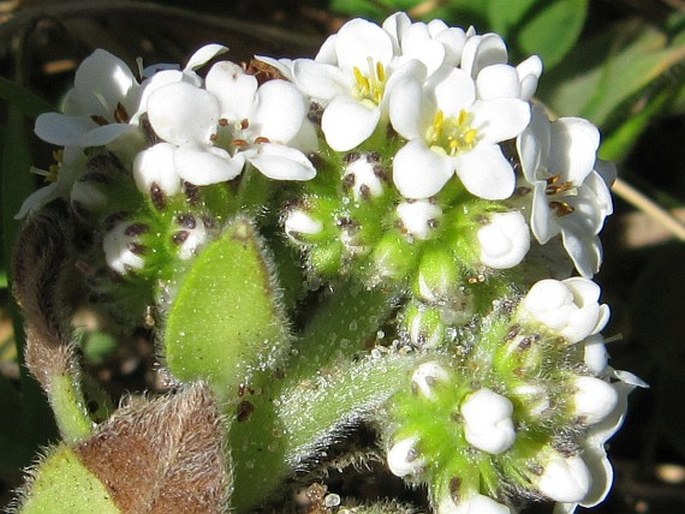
[17,445,119,514]
[163,216,290,400]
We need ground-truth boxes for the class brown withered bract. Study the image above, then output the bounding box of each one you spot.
[75,383,231,514]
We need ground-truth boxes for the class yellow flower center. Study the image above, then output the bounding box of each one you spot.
[352,58,387,106]
[425,109,479,157]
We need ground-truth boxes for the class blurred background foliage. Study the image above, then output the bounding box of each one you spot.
[0,0,684,512]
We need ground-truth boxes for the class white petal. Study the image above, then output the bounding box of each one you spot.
[561,228,602,278]
[453,143,515,200]
[132,142,182,195]
[15,182,61,219]
[393,140,454,199]
[461,33,508,78]
[147,82,219,145]
[583,335,609,375]
[471,98,530,143]
[432,67,475,117]
[335,18,394,72]
[205,61,257,120]
[517,55,543,101]
[439,494,511,514]
[72,49,138,117]
[321,96,380,151]
[381,12,411,51]
[34,113,95,145]
[174,144,243,185]
[549,117,600,184]
[434,27,467,68]
[251,80,306,142]
[531,182,558,243]
[284,209,323,240]
[79,123,137,147]
[389,76,427,140]
[315,34,338,64]
[518,103,552,182]
[247,143,315,180]
[476,64,521,100]
[400,24,446,76]
[184,43,228,71]
[293,59,349,101]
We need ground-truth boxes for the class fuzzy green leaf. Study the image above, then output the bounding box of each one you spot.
[163,216,290,400]
[18,446,120,514]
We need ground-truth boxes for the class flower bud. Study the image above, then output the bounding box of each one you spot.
[283,208,323,243]
[583,334,609,375]
[387,436,425,477]
[437,493,511,514]
[343,152,385,200]
[537,454,591,503]
[411,361,450,400]
[103,221,146,275]
[572,376,618,425]
[372,233,417,280]
[460,388,516,454]
[396,199,442,241]
[415,248,459,303]
[404,302,445,348]
[519,278,609,343]
[132,142,182,196]
[477,211,530,269]
[171,213,210,260]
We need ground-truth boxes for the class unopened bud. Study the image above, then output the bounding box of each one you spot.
[387,436,424,477]
[461,388,516,454]
[396,200,442,241]
[477,211,530,269]
[411,361,450,400]
[537,454,591,503]
[572,376,618,425]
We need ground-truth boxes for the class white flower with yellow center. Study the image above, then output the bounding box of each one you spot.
[292,17,426,151]
[390,66,530,199]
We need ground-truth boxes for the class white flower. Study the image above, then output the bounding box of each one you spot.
[517,104,614,277]
[478,210,531,269]
[437,493,511,514]
[396,199,442,240]
[519,277,610,344]
[571,376,619,425]
[390,66,529,200]
[292,17,426,151]
[538,454,591,503]
[461,388,516,454]
[460,32,508,78]
[16,147,86,218]
[34,49,142,148]
[387,436,425,477]
[145,62,316,185]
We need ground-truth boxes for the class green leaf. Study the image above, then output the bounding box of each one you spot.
[514,0,587,69]
[18,446,120,514]
[487,0,537,36]
[539,19,685,127]
[163,216,290,399]
[0,76,54,118]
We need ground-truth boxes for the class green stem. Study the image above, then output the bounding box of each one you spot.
[228,280,408,512]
